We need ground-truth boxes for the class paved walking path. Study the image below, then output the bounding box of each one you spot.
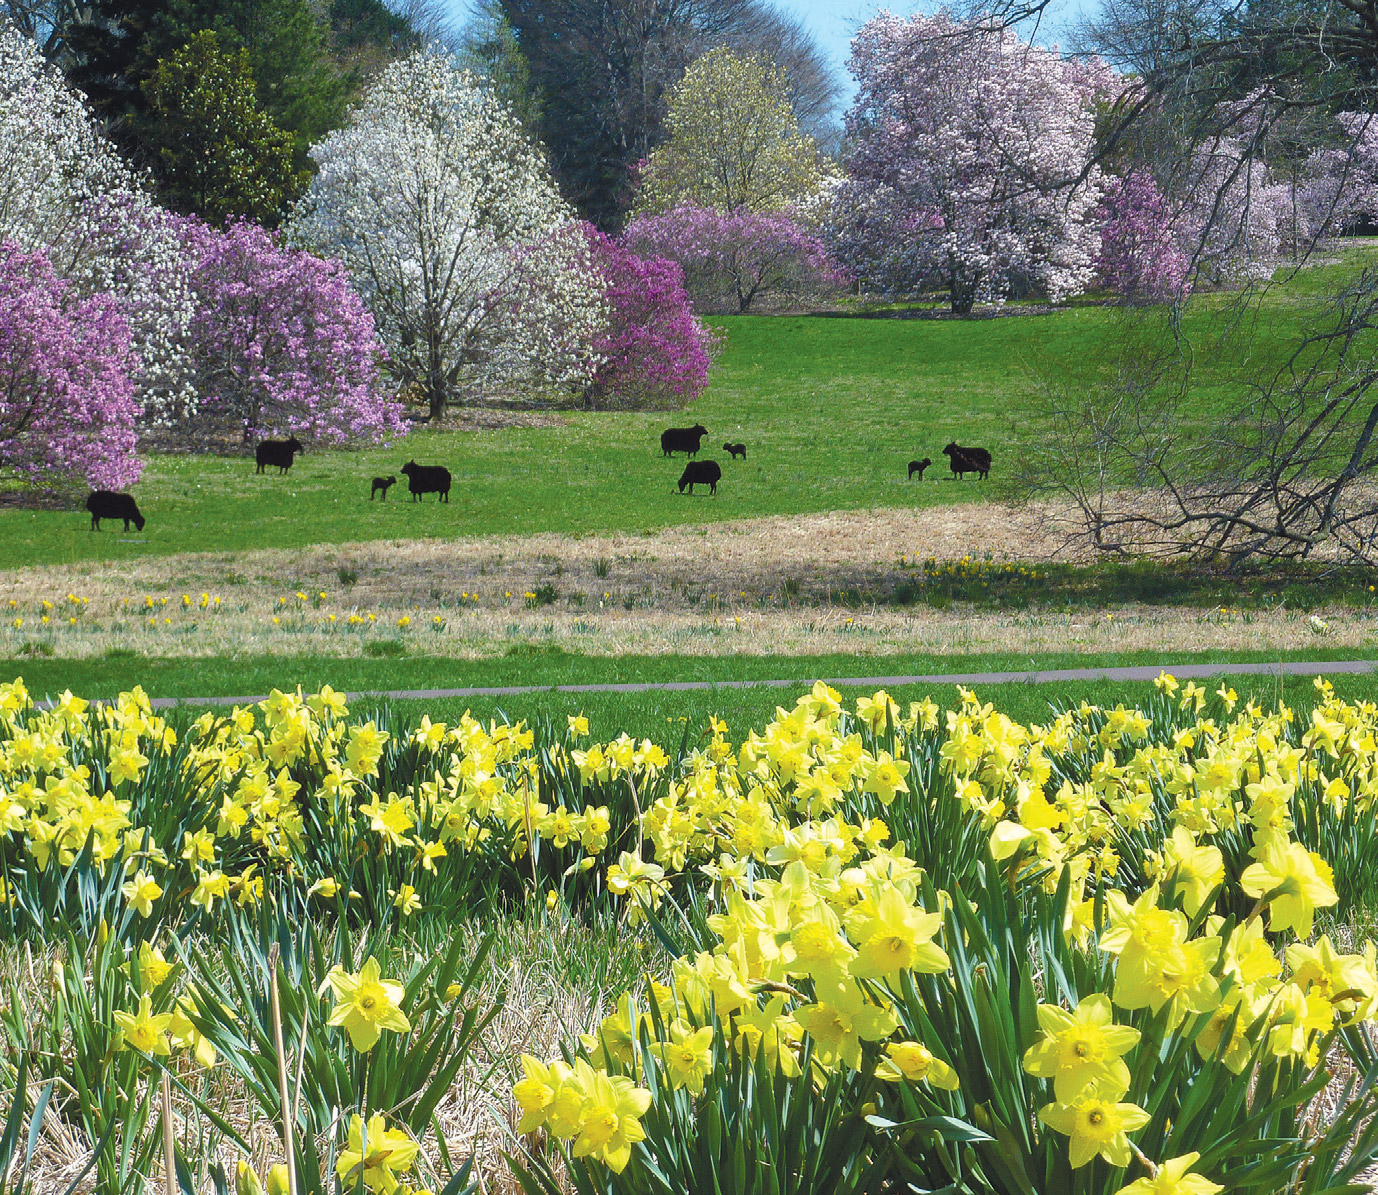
[41,658,1378,709]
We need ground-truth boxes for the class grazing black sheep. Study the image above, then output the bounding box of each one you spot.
[401,461,451,503]
[942,442,991,480]
[255,436,304,474]
[371,475,397,501]
[661,424,708,457]
[86,490,145,532]
[723,442,747,460]
[908,457,932,480]
[678,460,722,495]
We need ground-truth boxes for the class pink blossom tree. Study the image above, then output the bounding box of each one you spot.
[1093,173,1191,301]
[581,227,719,408]
[0,243,140,491]
[836,12,1105,313]
[619,203,846,314]
[185,220,405,443]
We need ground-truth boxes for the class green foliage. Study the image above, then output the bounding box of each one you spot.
[144,31,307,224]
[636,46,830,216]
[456,0,542,133]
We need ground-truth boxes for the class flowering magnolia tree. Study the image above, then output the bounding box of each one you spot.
[1298,112,1378,242]
[836,13,1105,312]
[0,27,131,254]
[186,221,405,443]
[1173,134,1288,283]
[0,243,140,491]
[621,203,846,314]
[1093,173,1191,302]
[581,227,718,409]
[291,48,605,420]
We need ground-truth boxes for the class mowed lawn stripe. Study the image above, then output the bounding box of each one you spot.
[33,658,1376,709]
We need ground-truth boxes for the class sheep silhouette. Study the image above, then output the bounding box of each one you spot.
[371,475,397,501]
[678,460,722,495]
[256,437,303,474]
[86,490,145,532]
[942,442,991,480]
[401,461,451,502]
[661,424,708,457]
[723,442,747,460]
[908,457,932,480]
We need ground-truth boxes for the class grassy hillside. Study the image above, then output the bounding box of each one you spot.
[2,250,1366,571]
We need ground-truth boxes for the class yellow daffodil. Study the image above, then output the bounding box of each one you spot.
[323,957,410,1052]
[335,1114,419,1195]
[1239,838,1338,938]
[113,994,173,1055]
[1039,1095,1151,1168]
[1114,1151,1223,1195]
[1022,994,1140,1102]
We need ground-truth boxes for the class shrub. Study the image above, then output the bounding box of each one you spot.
[582,226,719,408]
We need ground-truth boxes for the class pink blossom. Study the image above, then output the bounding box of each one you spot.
[186,221,405,444]
[0,242,140,490]
[1093,173,1191,301]
[581,226,719,408]
[620,204,847,314]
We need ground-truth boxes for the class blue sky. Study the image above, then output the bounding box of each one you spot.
[446,0,1093,98]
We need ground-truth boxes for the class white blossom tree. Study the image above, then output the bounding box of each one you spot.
[836,13,1106,313]
[290,48,605,419]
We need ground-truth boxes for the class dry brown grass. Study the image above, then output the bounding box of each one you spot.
[3,504,1373,663]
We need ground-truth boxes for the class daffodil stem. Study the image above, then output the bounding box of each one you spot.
[268,944,299,1195]
[160,1070,176,1195]
[1128,1139,1158,1178]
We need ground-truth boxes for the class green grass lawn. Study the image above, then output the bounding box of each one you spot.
[6,249,1368,572]
[5,645,1375,702]
[7,657,1364,743]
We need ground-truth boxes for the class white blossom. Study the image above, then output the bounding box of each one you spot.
[290,48,605,417]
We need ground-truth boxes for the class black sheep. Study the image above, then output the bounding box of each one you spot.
[723,442,747,460]
[908,457,932,480]
[942,442,991,480]
[256,436,304,474]
[86,490,145,532]
[660,424,708,457]
[371,475,397,501]
[401,461,451,502]
[678,460,722,495]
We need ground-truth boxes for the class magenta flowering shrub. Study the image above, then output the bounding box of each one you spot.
[582,226,718,408]
[620,204,847,314]
[1093,173,1191,302]
[187,221,405,443]
[0,243,140,491]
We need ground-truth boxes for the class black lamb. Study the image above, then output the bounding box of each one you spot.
[86,490,145,532]
[723,442,747,460]
[908,457,932,480]
[371,475,397,501]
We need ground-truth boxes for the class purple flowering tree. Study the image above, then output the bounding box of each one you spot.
[1093,173,1191,302]
[186,221,406,443]
[582,227,719,409]
[620,203,847,314]
[0,243,140,491]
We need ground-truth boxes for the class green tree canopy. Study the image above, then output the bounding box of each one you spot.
[144,31,306,225]
[636,45,831,215]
